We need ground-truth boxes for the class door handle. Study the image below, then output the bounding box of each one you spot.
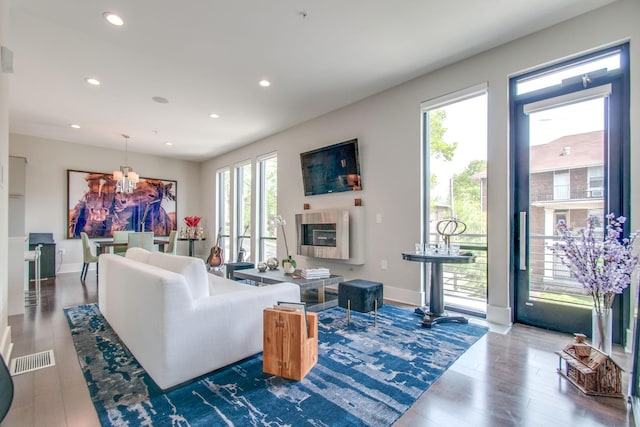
[519,211,527,270]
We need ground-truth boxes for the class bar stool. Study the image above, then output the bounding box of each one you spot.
[24,244,42,305]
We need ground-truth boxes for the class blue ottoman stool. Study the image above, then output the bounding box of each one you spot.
[338,279,384,326]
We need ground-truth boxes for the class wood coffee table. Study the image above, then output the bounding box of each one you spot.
[233,268,343,312]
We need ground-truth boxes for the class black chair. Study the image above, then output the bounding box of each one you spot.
[0,354,14,422]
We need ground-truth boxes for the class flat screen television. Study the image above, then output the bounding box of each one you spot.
[300,138,362,196]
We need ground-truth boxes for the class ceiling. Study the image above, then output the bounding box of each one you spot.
[7,0,614,161]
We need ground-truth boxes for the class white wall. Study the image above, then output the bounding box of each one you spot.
[201,0,640,326]
[8,133,204,273]
[0,0,11,358]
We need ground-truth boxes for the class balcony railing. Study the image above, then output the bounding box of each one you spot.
[528,234,591,307]
[532,184,603,202]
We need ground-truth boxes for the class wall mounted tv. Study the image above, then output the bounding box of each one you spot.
[300,138,362,196]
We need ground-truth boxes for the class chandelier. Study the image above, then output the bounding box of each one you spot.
[112,134,139,193]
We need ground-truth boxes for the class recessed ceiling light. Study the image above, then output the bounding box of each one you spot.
[85,77,101,86]
[152,96,169,104]
[259,79,271,87]
[103,12,124,26]
[70,124,81,129]
[165,142,173,146]
[209,113,219,119]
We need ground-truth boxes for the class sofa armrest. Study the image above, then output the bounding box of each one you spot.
[161,282,300,377]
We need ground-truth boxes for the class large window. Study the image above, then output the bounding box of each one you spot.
[257,154,278,260]
[421,85,488,316]
[235,162,252,262]
[216,168,231,262]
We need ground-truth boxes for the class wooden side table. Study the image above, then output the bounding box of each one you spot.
[263,307,318,381]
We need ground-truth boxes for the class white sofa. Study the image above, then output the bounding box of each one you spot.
[98,248,300,390]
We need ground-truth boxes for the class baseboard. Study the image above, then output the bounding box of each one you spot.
[383,286,424,307]
[486,304,512,326]
[1,326,12,360]
[58,262,85,274]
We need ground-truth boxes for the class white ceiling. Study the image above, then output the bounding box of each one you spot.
[7,0,614,161]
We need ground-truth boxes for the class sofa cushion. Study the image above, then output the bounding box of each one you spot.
[208,273,254,295]
[125,247,152,263]
[147,252,209,300]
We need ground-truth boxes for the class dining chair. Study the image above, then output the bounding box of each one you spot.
[112,230,130,256]
[80,232,99,281]
[166,230,177,254]
[128,232,154,251]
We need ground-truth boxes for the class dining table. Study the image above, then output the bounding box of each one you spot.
[94,238,170,255]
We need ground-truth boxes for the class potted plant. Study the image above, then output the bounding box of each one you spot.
[549,213,638,354]
[274,215,296,273]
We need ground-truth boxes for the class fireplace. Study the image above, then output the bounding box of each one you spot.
[295,210,349,260]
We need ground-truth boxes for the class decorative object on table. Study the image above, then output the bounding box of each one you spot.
[435,217,466,253]
[184,216,201,239]
[112,134,140,194]
[283,261,296,274]
[266,257,279,270]
[207,227,224,269]
[67,169,177,238]
[300,267,330,279]
[556,333,623,398]
[273,214,297,269]
[257,262,268,272]
[237,224,250,262]
[549,213,639,355]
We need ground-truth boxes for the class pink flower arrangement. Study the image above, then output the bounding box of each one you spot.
[184,216,201,228]
[550,213,638,313]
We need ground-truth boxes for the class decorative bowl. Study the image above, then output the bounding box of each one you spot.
[266,257,279,270]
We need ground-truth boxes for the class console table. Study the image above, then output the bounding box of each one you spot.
[402,251,475,328]
[233,268,343,312]
[177,237,206,257]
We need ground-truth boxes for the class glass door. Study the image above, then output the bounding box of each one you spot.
[511,45,629,341]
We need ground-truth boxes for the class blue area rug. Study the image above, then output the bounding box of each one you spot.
[64,303,488,426]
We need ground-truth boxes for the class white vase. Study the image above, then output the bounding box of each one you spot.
[283,262,295,274]
[591,307,612,355]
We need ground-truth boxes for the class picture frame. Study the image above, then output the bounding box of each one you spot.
[67,169,177,238]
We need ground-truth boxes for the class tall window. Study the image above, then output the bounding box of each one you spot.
[235,162,252,262]
[216,168,231,262]
[421,85,488,315]
[257,154,278,261]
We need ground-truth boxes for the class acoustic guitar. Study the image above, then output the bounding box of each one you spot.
[207,227,224,268]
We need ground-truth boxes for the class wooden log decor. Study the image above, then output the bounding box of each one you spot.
[263,307,318,381]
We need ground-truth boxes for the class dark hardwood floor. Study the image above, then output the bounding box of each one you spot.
[1,272,635,426]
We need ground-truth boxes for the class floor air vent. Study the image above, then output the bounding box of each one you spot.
[10,350,56,375]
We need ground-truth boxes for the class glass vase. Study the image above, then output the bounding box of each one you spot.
[591,307,612,355]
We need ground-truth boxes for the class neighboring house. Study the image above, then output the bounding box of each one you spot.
[473,131,604,293]
[529,131,604,287]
